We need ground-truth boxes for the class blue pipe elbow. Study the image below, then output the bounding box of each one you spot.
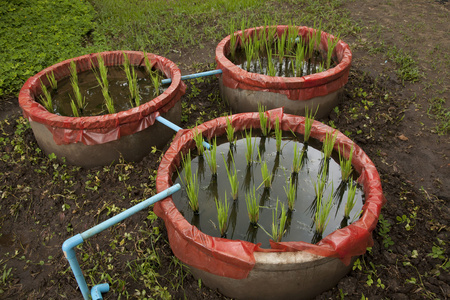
[91,283,110,300]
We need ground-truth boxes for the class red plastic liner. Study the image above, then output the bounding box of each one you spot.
[155,108,385,280]
[215,26,352,101]
[18,51,186,145]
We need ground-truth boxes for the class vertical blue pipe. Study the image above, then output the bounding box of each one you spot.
[62,184,181,300]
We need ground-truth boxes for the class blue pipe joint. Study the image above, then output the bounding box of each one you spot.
[62,234,84,258]
[91,283,110,300]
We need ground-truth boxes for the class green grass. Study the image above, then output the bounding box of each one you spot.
[0,0,98,96]
[427,97,449,135]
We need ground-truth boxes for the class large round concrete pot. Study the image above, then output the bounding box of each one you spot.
[155,108,385,299]
[18,51,185,168]
[215,26,352,119]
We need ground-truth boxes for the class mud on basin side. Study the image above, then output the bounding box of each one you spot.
[18,51,185,168]
[155,109,385,299]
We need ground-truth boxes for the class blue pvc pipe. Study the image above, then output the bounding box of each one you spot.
[62,184,181,300]
[91,283,110,300]
[161,69,223,85]
[156,116,210,150]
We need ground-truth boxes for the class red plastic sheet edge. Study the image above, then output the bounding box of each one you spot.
[155,108,386,279]
[18,51,186,145]
[215,26,352,101]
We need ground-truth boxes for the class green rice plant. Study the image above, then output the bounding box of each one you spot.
[39,80,53,112]
[313,167,328,201]
[326,34,340,69]
[123,52,140,107]
[291,143,304,174]
[286,25,298,55]
[258,148,271,189]
[314,184,334,236]
[69,60,78,85]
[69,97,79,117]
[338,145,353,182]
[244,128,254,165]
[92,55,115,114]
[271,198,287,242]
[46,71,57,91]
[274,116,282,153]
[266,47,276,76]
[222,152,239,200]
[258,103,270,136]
[70,75,85,111]
[228,21,237,59]
[245,186,259,224]
[204,137,217,176]
[295,44,305,77]
[284,176,296,211]
[144,51,160,96]
[344,180,357,219]
[215,191,230,237]
[181,150,192,184]
[186,171,199,214]
[322,131,338,159]
[276,30,286,63]
[303,106,317,143]
[244,36,255,71]
[225,115,236,145]
[193,127,205,156]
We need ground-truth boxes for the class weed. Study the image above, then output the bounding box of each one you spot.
[377,214,394,248]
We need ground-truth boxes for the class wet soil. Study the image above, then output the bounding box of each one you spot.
[1,0,449,299]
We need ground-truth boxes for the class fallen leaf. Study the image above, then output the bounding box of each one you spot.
[398,134,408,141]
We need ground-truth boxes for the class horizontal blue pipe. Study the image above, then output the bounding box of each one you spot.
[161,69,223,85]
[62,184,181,300]
[156,116,210,150]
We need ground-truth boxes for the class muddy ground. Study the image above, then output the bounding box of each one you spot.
[0,0,449,299]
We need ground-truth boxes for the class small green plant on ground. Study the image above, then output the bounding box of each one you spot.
[245,186,259,224]
[215,191,230,237]
[427,96,449,135]
[377,214,394,248]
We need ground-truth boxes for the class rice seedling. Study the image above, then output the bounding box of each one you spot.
[123,52,140,107]
[313,166,328,201]
[216,191,230,237]
[274,116,282,153]
[339,145,353,182]
[144,51,161,96]
[284,176,296,211]
[258,148,271,189]
[326,34,340,69]
[314,183,334,236]
[92,55,115,114]
[69,60,78,85]
[303,106,317,144]
[244,36,255,71]
[228,21,237,59]
[69,97,79,117]
[276,30,286,63]
[186,171,200,214]
[344,180,357,219]
[244,128,254,165]
[285,25,298,55]
[266,47,276,77]
[70,75,85,112]
[271,198,287,242]
[193,127,205,156]
[322,131,338,160]
[225,115,236,145]
[245,186,259,224]
[294,44,305,77]
[46,71,57,91]
[258,103,270,136]
[39,80,53,112]
[204,137,217,176]
[291,143,304,174]
[222,152,239,200]
[181,150,192,184]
